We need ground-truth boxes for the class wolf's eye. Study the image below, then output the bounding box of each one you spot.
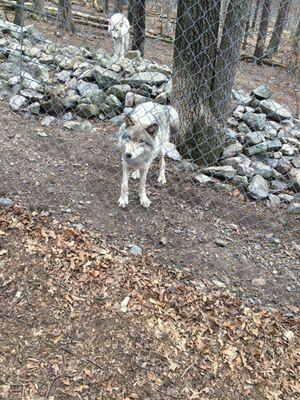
[139,139,145,144]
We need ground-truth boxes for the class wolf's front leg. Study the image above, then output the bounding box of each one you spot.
[157,151,166,185]
[139,166,151,208]
[118,160,130,207]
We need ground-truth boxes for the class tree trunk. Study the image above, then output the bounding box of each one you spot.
[251,0,261,30]
[211,0,248,123]
[254,0,271,63]
[33,0,45,16]
[58,0,75,32]
[243,12,251,50]
[114,0,124,13]
[267,0,291,57]
[127,0,134,25]
[14,0,24,26]
[172,0,222,164]
[131,0,146,56]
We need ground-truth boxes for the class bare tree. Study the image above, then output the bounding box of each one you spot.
[14,0,24,26]
[58,0,75,32]
[114,0,124,13]
[131,0,146,56]
[127,0,134,24]
[251,0,261,30]
[267,0,291,57]
[172,0,247,164]
[33,0,45,17]
[254,0,272,63]
[173,0,221,164]
[211,0,248,122]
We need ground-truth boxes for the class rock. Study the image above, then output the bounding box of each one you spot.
[110,114,125,126]
[278,193,294,203]
[220,155,252,176]
[41,116,56,127]
[195,174,214,184]
[215,182,235,191]
[122,71,168,86]
[243,112,267,131]
[281,144,296,156]
[227,117,239,127]
[64,120,92,131]
[129,245,142,256]
[125,50,143,62]
[291,156,300,169]
[243,142,268,156]
[201,165,236,179]
[264,124,278,138]
[93,66,119,89]
[252,84,272,100]
[266,139,282,151]
[222,141,243,158]
[0,197,13,206]
[107,84,131,101]
[75,103,99,118]
[232,175,248,188]
[232,89,252,105]
[237,122,251,134]
[248,175,269,200]
[252,277,266,286]
[260,99,292,121]
[273,151,283,159]
[267,194,281,208]
[276,157,292,174]
[27,102,40,114]
[20,89,44,100]
[252,161,274,179]
[178,160,195,173]
[76,81,103,97]
[288,203,300,214]
[57,70,72,82]
[244,132,265,145]
[105,94,122,112]
[288,168,300,191]
[270,180,287,193]
[61,92,81,108]
[212,279,226,287]
[9,94,27,111]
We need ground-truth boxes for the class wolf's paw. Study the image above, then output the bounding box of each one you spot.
[140,195,151,208]
[157,175,166,186]
[118,196,128,208]
[131,170,140,180]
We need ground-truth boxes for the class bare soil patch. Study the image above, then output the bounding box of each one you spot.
[0,101,299,313]
[0,204,299,399]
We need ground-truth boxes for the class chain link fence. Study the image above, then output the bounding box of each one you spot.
[0,0,299,304]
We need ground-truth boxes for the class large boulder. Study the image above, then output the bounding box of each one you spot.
[122,71,169,86]
[248,175,269,200]
[243,112,267,131]
[252,84,272,100]
[93,66,119,89]
[260,99,292,121]
[201,165,236,179]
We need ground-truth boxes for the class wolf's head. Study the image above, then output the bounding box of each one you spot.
[119,115,158,163]
[108,14,126,40]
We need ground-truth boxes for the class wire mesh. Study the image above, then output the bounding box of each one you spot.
[0,0,299,304]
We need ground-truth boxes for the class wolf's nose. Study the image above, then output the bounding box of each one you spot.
[125,153,132,159]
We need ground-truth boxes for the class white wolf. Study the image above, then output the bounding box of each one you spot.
[108,13,130,59]
[118,102,180,208]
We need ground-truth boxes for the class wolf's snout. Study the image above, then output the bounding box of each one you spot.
[125,152,132,159]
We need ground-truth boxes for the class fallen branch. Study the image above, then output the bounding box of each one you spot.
[241,53,287,68]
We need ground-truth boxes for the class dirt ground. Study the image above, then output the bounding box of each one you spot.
[0,101,299,313]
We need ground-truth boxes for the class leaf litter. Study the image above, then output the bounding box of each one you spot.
[0,205,299,399]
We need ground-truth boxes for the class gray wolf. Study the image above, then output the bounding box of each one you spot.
[108,13,130,59]
[118,102,180,208]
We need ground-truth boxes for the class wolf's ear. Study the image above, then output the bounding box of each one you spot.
[125,115,134,127]
[146,123,158,137]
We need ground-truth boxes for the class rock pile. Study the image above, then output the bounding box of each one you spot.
[0,18,299,210]
[0,17,172,120]
[198,85,299,211]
